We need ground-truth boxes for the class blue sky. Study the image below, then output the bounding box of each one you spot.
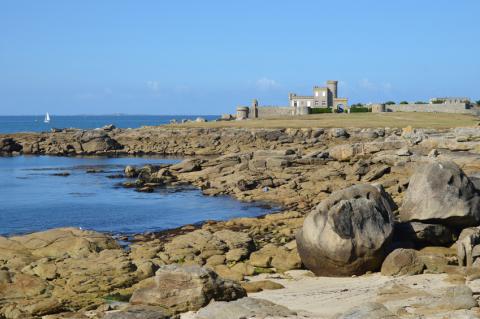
[0,1,479,115]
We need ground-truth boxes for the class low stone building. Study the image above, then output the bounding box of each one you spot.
[236,80,348,119]
[372,98,474,114]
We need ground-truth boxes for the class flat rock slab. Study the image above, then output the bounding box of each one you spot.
[192,297,297,319]
[244,270,480,318]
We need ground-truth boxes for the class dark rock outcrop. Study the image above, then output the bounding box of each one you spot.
[394,222,458,247]
[0,138,22,154]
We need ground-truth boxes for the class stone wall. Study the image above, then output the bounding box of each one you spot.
[256,106,294,118]
[386,103,471,114]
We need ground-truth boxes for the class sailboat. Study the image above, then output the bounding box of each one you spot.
[44,112,50,123]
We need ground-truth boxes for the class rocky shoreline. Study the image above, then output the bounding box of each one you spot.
[3,125,480,318]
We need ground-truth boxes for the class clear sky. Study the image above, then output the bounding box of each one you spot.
[0,0,479,115]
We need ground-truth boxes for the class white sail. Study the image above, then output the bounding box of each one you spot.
[44,112,50,123]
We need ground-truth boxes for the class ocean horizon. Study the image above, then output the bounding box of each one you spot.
[0,114,219,134]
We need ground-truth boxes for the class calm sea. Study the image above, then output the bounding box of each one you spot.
[0,156,274,236]
[0,115,218,134]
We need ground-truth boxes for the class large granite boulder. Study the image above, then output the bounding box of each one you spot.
[400,161,480,227]
[296,184,396,276]
[129,264,246,314]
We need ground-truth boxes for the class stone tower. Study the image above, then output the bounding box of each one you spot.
[252,99,259,118]
[327,80,338,107]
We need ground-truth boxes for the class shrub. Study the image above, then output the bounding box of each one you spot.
[476,100,480,106]
[384,101,396,105]
[399,101,409,104]
[349,106,371,113]
[350,103,364,108]
[415,101,427,104]
[311,107,333,114]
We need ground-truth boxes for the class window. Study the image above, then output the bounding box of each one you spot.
[307,101,311,107]
[322,91,326,97]
[315,101,319,106]
[315,91,319,97]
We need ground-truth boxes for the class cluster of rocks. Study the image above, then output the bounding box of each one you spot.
[5,125,480,157]
[4,125,480,317]
[295,160,480,277]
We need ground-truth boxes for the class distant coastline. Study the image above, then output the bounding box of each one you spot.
[0,114,219,134]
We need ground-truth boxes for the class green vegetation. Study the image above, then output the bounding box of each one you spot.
[415,101,428,104]
[349,106,370,113]
[431,99,444,104]
[476,100,480,106]
[310,107,332,114]
[384,101,396,105]
[399,101,409,104]
[350,103,364,108]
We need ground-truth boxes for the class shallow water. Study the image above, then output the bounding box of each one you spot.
[0,156,275,236]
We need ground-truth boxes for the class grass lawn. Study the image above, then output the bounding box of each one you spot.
[170,112,479,129]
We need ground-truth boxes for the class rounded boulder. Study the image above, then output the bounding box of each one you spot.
[296,184,395,276]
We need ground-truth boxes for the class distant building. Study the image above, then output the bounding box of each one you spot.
[236,80,348,119]
[429,97,471,104]
[289,80,348,112]
[372,97,474,114]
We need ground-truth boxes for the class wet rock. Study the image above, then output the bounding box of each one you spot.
[381,248,425,276]
[51,172,70,177]
[296,184,395,276]
[125,165,138,178]
[129,264,246,314]
[0,138,22,153]
[400,161,480,227]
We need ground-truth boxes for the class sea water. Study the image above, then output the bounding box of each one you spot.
[0,156,274,236]
[0,115,218,134]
